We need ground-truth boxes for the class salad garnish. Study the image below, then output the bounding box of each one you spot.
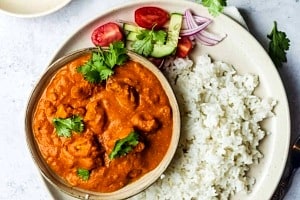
[132,28,167,57]
[91,22,123,47]
[134,7,170,29]
[182,9,226,46]
[88,6,226,67]
[176,37,193,58]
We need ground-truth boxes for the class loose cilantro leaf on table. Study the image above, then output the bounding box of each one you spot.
[267,21,290,68]
[132,29,167,57]
[109,131,139,160]
[77,41,128,83]
[53,115,84,137]
[77,168,90,181]
[196,0,227,16]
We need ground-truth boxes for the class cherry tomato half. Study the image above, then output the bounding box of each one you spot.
[91,22,123,47]
[176,37,193,58]
[134,7,170,29]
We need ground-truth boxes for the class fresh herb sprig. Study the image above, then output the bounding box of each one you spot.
[132,29,167,57]
[109,131,139,160]
[77,41,128,83]
[77,168,90,181]
[52,115,84,137]
[196,0,227,16]
[267,21,290,68]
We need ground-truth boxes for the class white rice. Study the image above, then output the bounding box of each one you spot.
[130,54,276,200]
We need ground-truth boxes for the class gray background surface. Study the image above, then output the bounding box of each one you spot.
[0,0,299,199]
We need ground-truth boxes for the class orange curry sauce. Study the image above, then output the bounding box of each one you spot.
[32,54,173,192]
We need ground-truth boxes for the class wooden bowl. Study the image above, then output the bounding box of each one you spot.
[25,48,180,200]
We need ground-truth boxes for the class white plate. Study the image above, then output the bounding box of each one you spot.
[0,0,71,18]
[45,0,290,199]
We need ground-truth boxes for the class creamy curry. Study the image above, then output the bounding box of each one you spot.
[32,54,173,192]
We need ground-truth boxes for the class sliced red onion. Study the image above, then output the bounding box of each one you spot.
[158,59,165,69]
[180,20,211,36]
[185,9,198,28]
[200,30,227,42]
[193,15,211,23]
[182,9,225,46]
[147,57,165,68]
[188,35,196,41]
[182,15,211,29]
[195,33,219,46]
[183,15,210,24]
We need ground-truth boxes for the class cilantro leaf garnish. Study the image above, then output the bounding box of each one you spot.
[105,40,128,68]
[153,30,167,44]
[196,0,227,16]
[132,29,167,57]
[52,115,84,137]
[267,21,290,68]
[77,41,128,83]
[109,131,139,160]
[77,168,90,181]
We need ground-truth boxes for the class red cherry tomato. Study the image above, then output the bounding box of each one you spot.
[176,37,193,58]
[91,22,123,47]
[135,7,170,29]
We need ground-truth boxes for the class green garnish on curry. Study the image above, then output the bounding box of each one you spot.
[52,115,84,137]
[77,41,128,83]
[77,168,90,181]
[109,131,139,160]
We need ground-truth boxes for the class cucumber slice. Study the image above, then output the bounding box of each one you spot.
[124,13,183,58]
[123,23,143,32]
[151,13,183,58]
[126,32,139,41]
[125,41,134,50]
[150,45,177,58]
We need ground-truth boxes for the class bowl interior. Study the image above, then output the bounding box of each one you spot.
[25,48,180,199]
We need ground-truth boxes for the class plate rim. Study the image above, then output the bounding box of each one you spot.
[43,0,291,199]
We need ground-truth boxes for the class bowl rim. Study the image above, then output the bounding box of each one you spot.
[25,47,181,199]
[0,0,72,18]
